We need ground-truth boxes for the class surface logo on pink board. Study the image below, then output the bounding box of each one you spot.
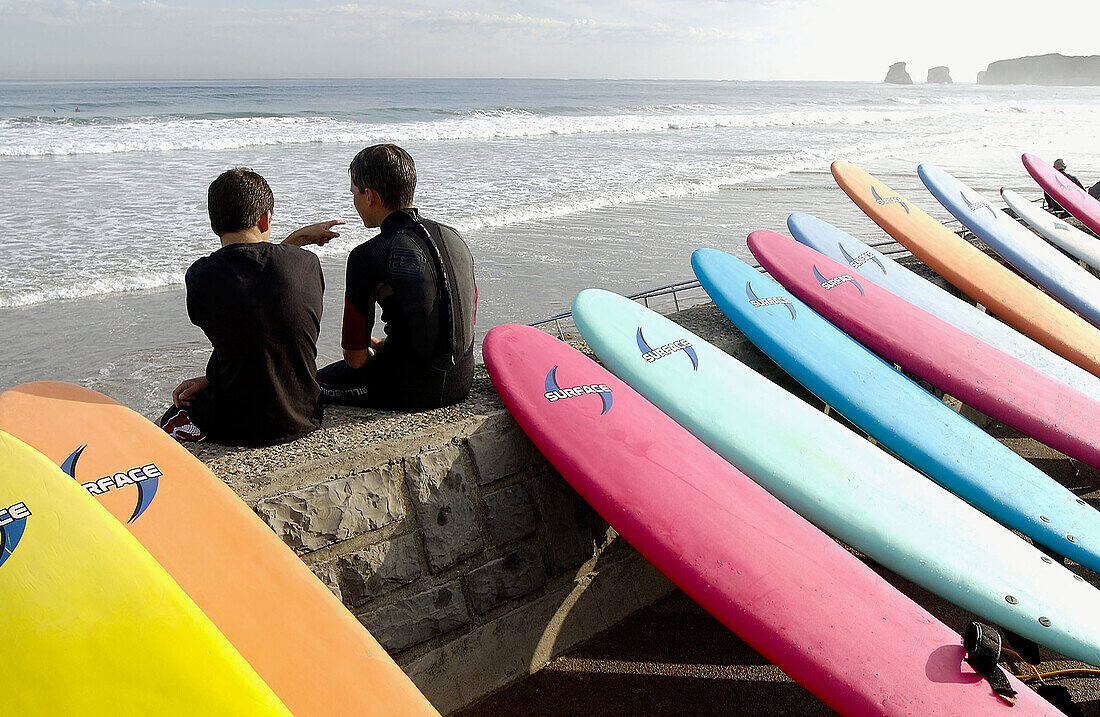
[813,266,865,296]
[746,281,796,319]
[543,366,613,414]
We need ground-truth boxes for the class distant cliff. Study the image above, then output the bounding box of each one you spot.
[884,62,913,85]
[978,54,1100,85]
[927,66,952,84]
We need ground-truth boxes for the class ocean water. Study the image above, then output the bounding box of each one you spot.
[2,78,1099,415]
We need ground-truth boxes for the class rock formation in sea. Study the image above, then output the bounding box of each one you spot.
[884,62,913,85]
[978,54,1100,85]
[927,66,952,84]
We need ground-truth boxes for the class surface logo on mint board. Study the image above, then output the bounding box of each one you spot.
[871,186,909,214]
[0,501,31,569]
[746,281,796,319]
[636,327,698,370]
[960,191,998,219]
[543,367,613,415]
[813,266,865,296]
[838,243,886,274]
[62,445,161,524]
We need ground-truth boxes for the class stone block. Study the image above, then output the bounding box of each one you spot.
[322,533,422,606]
[466,414,544,485]
[468,544,547,615]
[483,483,537,545]
[531,471,604,574]
[255,466,404,554]
[361,582,470,654]
[405,445,484,572]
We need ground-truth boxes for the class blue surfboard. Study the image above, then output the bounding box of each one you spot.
[690,247,1100,577]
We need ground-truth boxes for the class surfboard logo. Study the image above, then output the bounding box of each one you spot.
[1053,221,1071,232]
[838,243,886,274]
[871,186,909,214]
[636,327,698,370]
[1055,175,1084,194]
[543,367,613,414]
[62,445,162,524]
[746,281,796,319]
[0,502,31,569]
[960,191,998,219]
[813,266,865,295]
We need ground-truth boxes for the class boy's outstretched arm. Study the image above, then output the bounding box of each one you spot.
[283,220,345,247]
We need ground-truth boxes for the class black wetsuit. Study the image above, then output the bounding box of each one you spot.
[318,208,476,409]
[182,242,325,444]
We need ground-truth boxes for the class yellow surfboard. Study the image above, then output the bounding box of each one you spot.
[832,160,1100,378]
[0,382,440,717]
[0,429,292,716]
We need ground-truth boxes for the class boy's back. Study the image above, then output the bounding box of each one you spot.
[185,242,324,444]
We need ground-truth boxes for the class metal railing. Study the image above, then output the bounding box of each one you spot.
[529,236,917,340]
[525,199,1071,340]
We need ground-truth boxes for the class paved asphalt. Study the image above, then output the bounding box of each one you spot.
[456,424,1100,716]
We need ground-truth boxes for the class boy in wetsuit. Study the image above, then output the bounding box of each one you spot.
[317,144,476,409]
[1045,158,1086,216]
[161,167,343,445]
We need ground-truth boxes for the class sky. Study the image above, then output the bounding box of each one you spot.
[1,0,1098,82]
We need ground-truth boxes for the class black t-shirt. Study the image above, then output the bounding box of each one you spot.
[185,242,324,445]
[343,209,475,367]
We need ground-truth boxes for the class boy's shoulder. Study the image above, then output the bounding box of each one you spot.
[186,242,319,286]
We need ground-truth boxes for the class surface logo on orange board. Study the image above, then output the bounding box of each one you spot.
[871,186,909,214]
[0,501,31,569]
[62,445,161,524]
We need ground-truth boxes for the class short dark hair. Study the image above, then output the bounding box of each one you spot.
[208,167,274,236]
[349,144,416,209]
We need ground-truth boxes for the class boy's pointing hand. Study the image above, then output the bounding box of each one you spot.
[283,219,346,247]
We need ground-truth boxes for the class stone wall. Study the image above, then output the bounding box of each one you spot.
[195,371,678,714]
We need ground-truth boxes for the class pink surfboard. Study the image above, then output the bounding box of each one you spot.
[1023,153,1100,236]
[483,324,1055,717]
[748,230,1100,469]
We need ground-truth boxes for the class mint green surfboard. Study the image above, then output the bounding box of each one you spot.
[573,287,1100,666]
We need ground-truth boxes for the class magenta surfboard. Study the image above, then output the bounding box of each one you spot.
[1023,153,1100,236]
[483,324,1055,717]
[748,230,1100,470]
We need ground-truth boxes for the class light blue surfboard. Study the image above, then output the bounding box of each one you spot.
[786,211,1100,405]
[689,246,1100,574]
[574,284,1100,666]
[920,163,1100,327]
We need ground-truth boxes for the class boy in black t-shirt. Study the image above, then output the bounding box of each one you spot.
[161,167,343,445]
[317,144,476,409]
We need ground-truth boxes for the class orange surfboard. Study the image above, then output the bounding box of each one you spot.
[832,160,1100,377]
[0,382,440,717]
